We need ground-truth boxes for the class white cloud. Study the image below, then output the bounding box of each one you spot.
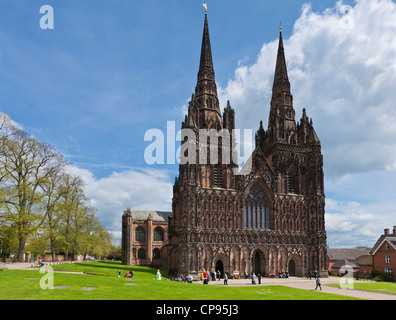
[324,169,396,247]
[325,198,389,247]
[65,165,173,244]
[217,0,396,247]
[219,0,396,181]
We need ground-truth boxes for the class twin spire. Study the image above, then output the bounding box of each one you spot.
[272,24,291,104]
[196,10,291,111]
[194,10,221,122]
[193,9,297,138]
[199,11,214,72]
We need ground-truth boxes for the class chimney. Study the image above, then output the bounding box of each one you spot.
[384,228,390,236]
[393,226,396,235]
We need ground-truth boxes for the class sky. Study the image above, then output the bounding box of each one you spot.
[0,0,395,248]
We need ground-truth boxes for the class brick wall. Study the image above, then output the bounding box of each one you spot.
[373,240,396,278]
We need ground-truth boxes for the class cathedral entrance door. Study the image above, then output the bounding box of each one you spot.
[252,250,265,276]
[254,251,261,275]
[215,260,224,278]
[289,260,296,276]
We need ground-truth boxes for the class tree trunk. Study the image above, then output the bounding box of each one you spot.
[16,237,26,262]
[50,236,56,261]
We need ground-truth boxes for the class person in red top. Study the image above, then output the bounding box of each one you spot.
[203,270,209,284]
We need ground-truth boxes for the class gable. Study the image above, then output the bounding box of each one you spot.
[239,146,275,192]
[371,236,396,255]
[379,239,396,251]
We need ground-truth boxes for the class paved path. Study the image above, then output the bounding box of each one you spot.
[2,262,80,269]
[2,262,37,270]
[1,262,84,274]
[209,277,396,300]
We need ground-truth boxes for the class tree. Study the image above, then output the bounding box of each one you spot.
[1,113,112,262]
[39,167,68,261]
[0,126,65,261]
[57,173,86,261]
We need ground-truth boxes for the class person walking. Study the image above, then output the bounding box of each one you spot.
[224,273,228,285]
[257,273,261,284]
[315,276,322,290]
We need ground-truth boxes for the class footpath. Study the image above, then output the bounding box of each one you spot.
[209,276,396,300]
[2,261,84,274]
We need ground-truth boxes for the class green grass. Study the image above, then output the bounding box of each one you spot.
[328,280,396,295]
[0,261,361,300]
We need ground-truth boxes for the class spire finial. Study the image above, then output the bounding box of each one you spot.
[203,3,208,13]
[280,21,282,33]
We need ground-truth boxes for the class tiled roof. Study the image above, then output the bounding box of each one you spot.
[370,235,396,255]
[331,259,358,269]
[327,248,371,261]
[123,209,172,222]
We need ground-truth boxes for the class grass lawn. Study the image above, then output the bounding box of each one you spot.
[0,261,361,300]
[328,280,396,295]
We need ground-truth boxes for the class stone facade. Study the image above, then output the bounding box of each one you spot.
[122,13,328,278]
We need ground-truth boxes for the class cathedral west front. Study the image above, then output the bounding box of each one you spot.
[122,11,328,278]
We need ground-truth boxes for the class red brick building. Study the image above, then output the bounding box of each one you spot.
[370,227,396,279]
[327,247,371,277]
[122,210,171,268]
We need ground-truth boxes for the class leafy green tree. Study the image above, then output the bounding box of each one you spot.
[39,167,68,261]
[0,125,65,261]
[1,113,112,262]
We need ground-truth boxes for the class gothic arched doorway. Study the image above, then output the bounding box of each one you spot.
[215,260,224,278]
[252,249,266,276]
[287,255,302,277]
[289,260,296,276]
[254,252,261,274]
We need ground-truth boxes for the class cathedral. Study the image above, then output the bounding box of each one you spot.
[122,11,328,278]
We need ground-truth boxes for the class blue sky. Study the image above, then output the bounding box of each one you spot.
[1,0,395,248]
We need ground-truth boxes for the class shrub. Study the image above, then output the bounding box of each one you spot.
[371,270,394,282]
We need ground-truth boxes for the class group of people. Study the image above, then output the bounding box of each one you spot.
[118,270,134,278]
[250,273,262,284]
[171,273,194,283]
[140,267,322,290]
[201,269,222,283]
[201,269,231,285]
[307,270,322,290]
[306,270,320,280]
